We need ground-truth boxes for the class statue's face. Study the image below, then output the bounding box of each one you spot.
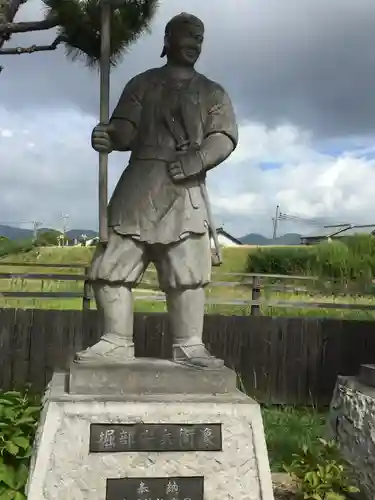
[166,23,204,67]
[0,0,8,22]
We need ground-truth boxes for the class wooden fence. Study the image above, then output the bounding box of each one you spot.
[1,262,375,314]
[1,308,375,405]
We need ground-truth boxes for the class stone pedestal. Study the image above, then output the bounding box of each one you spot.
[329,367,375,500]
[69,358,237,395]
[27,361,274,500]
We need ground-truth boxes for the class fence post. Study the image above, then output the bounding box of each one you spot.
[82,267,92,311]
[251,275,261,316]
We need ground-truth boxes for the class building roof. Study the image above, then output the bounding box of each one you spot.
[302,224,375,240]
[303,225,350,238]
[216,227,244,245]
[338,224,375,237]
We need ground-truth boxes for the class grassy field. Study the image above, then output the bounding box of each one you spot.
[1,245,375,319]
[262,405,327,471]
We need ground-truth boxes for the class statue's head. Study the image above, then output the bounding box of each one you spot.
[161,12,204,67]
[0,0,9,22]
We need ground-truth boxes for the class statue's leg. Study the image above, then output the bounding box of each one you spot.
[75,230,148,363]
[154,231,223,369]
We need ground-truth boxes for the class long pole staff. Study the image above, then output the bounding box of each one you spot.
[98,0,111,243]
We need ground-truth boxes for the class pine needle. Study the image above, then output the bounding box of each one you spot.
[42,0,159,67]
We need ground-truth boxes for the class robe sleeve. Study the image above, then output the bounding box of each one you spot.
[203,84,239,149]
[110,74,144,130]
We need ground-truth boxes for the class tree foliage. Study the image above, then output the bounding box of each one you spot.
[0,0,159,66]
[43,0,159,67]
[35,229,62,246]
[284,438,359,500]
[247,235,375,280]
[0,237,34,258]
[0,391,40,499]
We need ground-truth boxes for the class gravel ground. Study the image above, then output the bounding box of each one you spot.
[274,488,298,500]
[272,473,299,500]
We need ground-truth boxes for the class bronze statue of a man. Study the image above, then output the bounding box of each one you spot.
[77,12,238,368]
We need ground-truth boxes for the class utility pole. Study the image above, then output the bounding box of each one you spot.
[272,205,280,241]
[32,220,42,241]
[61,213,69,245]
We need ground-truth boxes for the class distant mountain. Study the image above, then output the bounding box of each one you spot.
[1,223,300,245]
[0,225,33,240]
[0,225,98,241]
[239,233,269,245]
[274,233,302,245]
[240,232,302,245]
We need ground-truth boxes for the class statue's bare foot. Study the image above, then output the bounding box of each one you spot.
[173,343,224,369]
[75,335,134,364]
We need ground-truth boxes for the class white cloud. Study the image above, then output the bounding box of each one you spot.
[209,122,375,234]
[1,129,13,138]
[1,105,375,237]
[227,122,317,165]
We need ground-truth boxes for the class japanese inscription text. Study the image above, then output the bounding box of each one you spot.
[106,476,204,500]
[90,423,222,452]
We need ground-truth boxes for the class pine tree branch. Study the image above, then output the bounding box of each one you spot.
[0,1,58,73]
[0,34,65,55]
[0,0,29,49]
[0,17,58,35]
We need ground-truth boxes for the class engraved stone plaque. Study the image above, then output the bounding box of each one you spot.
[106,476,204,500]
[90,423,222,452]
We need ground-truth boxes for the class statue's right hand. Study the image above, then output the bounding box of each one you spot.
[91,123,113,153]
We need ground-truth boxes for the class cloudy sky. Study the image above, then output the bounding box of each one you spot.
[1,0,375,238]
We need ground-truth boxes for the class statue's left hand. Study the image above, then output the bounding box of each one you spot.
[167,150,204,182]
[167,161,185,182]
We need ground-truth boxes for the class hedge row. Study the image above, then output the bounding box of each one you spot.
[246,235,375,281]
[0,238,34,259]
[0,230,65,259]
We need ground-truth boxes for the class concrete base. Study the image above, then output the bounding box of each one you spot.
[27,372,274,500]
[358,364,375,388]
[69,358,237,395]
[329,375,375,500]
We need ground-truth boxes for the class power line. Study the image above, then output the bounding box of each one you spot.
[279,215,327,227]
[268,205,359,239]
[278,212,354,227]
[0,220,36,226]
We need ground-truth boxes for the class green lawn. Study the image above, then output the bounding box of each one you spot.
[1,245,375,319]
[262,405,327,471]
[1,277,375,319]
